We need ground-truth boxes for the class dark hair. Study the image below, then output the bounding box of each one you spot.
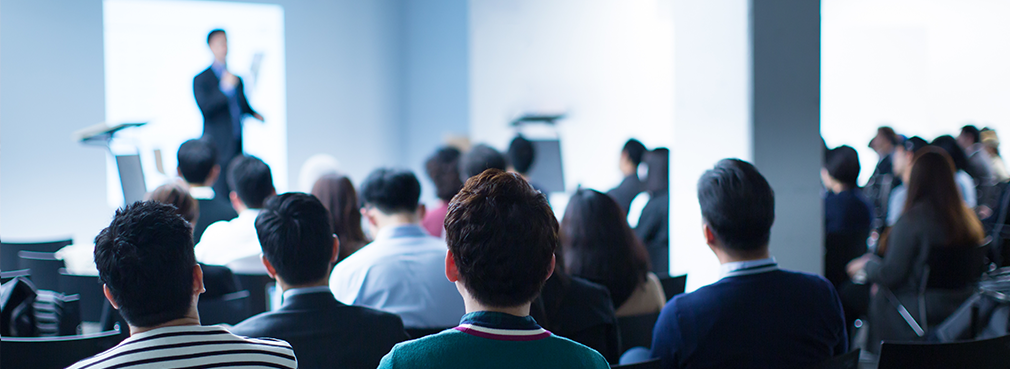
[931,135,969,171]
[207,29,226,44]
[824,145,861,188]
[445,169,557,307]
[877,126,899,146]
[311,174,368,260]
[561,189,649,308]
[360,168,421,214]
[903,136,929,155]
[94,201,196,328]
[177,139,218,184]
[460,144,507,180]
[256,193,335,285]
[904,147,984,247]
[425,147,464,202]
[622,139,647,167]
[961,125,981,144]
[507,136,536,174]
[644,148,670,195]
[147,183,199,225]
[227,155,275,209]
[698,159,775,252]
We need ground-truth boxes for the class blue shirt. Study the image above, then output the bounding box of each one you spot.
[210,61,243,139]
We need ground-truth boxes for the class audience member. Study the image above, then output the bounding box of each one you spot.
[635,148,671,276]
[561,189,664,316]
[608,139,648,214]
[176,138,238,243]
[931,135,978,208]
[329,168,465,328]
[195,155,276,268]
[310,174,370,261]
[885,136,930,226]
[508,135,545,192]
[982,128,1010,182]
[957,125,995,185]
[865,127,901,227]
[68,201,295,369]
[822,146,872,234]
[378,169,610,369]
[231,193,408,369]
[422,146,464,237]
[646,159,847,369]
[460,144,507,180]
[530,266,620,363]
[848,148,985,353]
[146,183,240,300]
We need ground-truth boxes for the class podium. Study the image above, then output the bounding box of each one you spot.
[74,122,148,205]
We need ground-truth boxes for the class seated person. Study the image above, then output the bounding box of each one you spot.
[311,174,371,261]
[648,159,847,369]
[231,193,408,368]
[69,201,295,369]
[607,138,648,214]
[460,144,507,180]
[530,267,619,363]
[635,148,671,275]
[329,168,465,329]
[507,135,545,192]
[177,138,238,243]
[195,155,276,269]
[422,146,464,238]
[378,169,610,369]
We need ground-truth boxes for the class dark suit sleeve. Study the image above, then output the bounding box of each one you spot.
[636,202,661,244]
[194,73,230,116]
[236,78,258,117]
[650,301,683,369]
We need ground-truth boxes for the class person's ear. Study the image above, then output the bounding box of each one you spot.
[362,207,378,227]
[103,285,120,310]
[230,191,242,208]
[417,204,426,220]
[193,264,206,295]
[330,236,340,264]
[261,254,278,281]
[702,223,718,247]
[205,165,221,186]
[445,250,460,283]
[545,253,556,281]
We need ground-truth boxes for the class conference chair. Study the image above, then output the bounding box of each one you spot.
[877,334,1010,369]
[1,238,72,271]
[17,251,65,291]
[610,358,661,369]
[58,270,105,322]
[617,311,661,353]
[198,290,252,325]
[659,275,687,301]
[234,273,275,315]
[1,268,30,284]
[806,349,859,369]
[1,329,123,369]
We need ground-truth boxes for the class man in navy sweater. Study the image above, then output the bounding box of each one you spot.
[648,159,847,369]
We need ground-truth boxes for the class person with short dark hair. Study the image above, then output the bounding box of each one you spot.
[958,125,996,185]
[459,144,507,180]
[195,155,276,269]
[822,145,872,234]
[635,148,671,275]
[932,135,978,208]
[645,159,847,369]
[422,146,464,237]
[884,136,929,226]
[329,168,465,329]
[608,139,648,213]
[507,135,547,192]
[230,193,409,368]
[177,138,238,243]
[378,169,610,369]
[311,174,370,261]
[68,201,295,369]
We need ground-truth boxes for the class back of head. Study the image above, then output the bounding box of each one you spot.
[644,148,670,195]
[623,139,647,167]
[507,136,536,174]
[227,155,276,209]
[310,174,367,244]
[905,147,983,247]
[445,169,557,308]
[824,145,861,188]
[698,159,775,252]
[960,125,981,144]
[878,127,898,145]
[904,136,929,154]
[93,201,196,328]
[931,135,969,171]
[256,193,334,285]
[361,168,421,214]
[425,146,464,202]
[147,182,199,225]
[561,189,649,305]
[460,144,507,180]
[177,139,218,184]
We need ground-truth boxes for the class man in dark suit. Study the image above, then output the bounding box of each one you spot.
[177,139,238,243]
[194,29,263,196]
[230,192,409,369]
[608,139,647,214]
[646,159,847,369]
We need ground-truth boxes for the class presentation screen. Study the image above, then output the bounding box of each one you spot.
[103,0,287,206]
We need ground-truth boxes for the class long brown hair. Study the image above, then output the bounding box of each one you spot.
[903,147,984,247]
[311,174,369,260]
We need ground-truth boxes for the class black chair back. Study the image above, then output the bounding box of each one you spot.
[617,311,661,353]
[659,275,687,301]
[611,358,661,369]
[234,273,275,316]
[58,270,105,322]
[406,327,452,339]
[1,329,124,369]
[198,290,252,325]
[806,349,859,369]
[1,269,30,284]
[17,251,65,291]
[1,238,72,271]
[878,334,1010,369]
[926,243,988,289]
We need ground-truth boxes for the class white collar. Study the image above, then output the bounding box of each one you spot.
[281,285,333,302]
[189,186,216,200]
[719,257,779,279]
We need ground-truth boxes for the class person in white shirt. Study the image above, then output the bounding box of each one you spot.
[195,155,275,269]
[329,168,466,329]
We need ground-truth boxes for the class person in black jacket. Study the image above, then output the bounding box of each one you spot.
[635,148,670,276]
[194,29,263,197]
[177,139,238,243]
[231,192,409,369]
[608,139,648,214]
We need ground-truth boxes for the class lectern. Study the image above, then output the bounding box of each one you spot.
[74,122,148,205]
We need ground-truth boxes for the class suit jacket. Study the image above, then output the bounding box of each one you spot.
[636,192,670,275]
[531,272,619,363]
[193,67,257,167]
[194,197,238,244]
[199,263,241,300]
[608,174,644,214]
[230,290,409,369]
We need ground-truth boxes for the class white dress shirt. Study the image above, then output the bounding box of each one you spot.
[195,209,262,266]
[719,257,779,279]
[329,224,465,328]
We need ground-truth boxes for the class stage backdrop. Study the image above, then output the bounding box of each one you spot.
[103,0,287,207]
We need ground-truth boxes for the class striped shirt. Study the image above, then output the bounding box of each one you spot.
[67,325,297,369]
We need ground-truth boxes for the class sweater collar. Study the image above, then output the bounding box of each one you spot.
[454,311,551,341]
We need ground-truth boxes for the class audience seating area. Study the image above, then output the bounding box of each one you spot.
[1,329,123,369]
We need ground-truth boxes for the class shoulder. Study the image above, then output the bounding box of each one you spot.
[380,329,466,365]
[544,335,612,368]
[194,67,214,80]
